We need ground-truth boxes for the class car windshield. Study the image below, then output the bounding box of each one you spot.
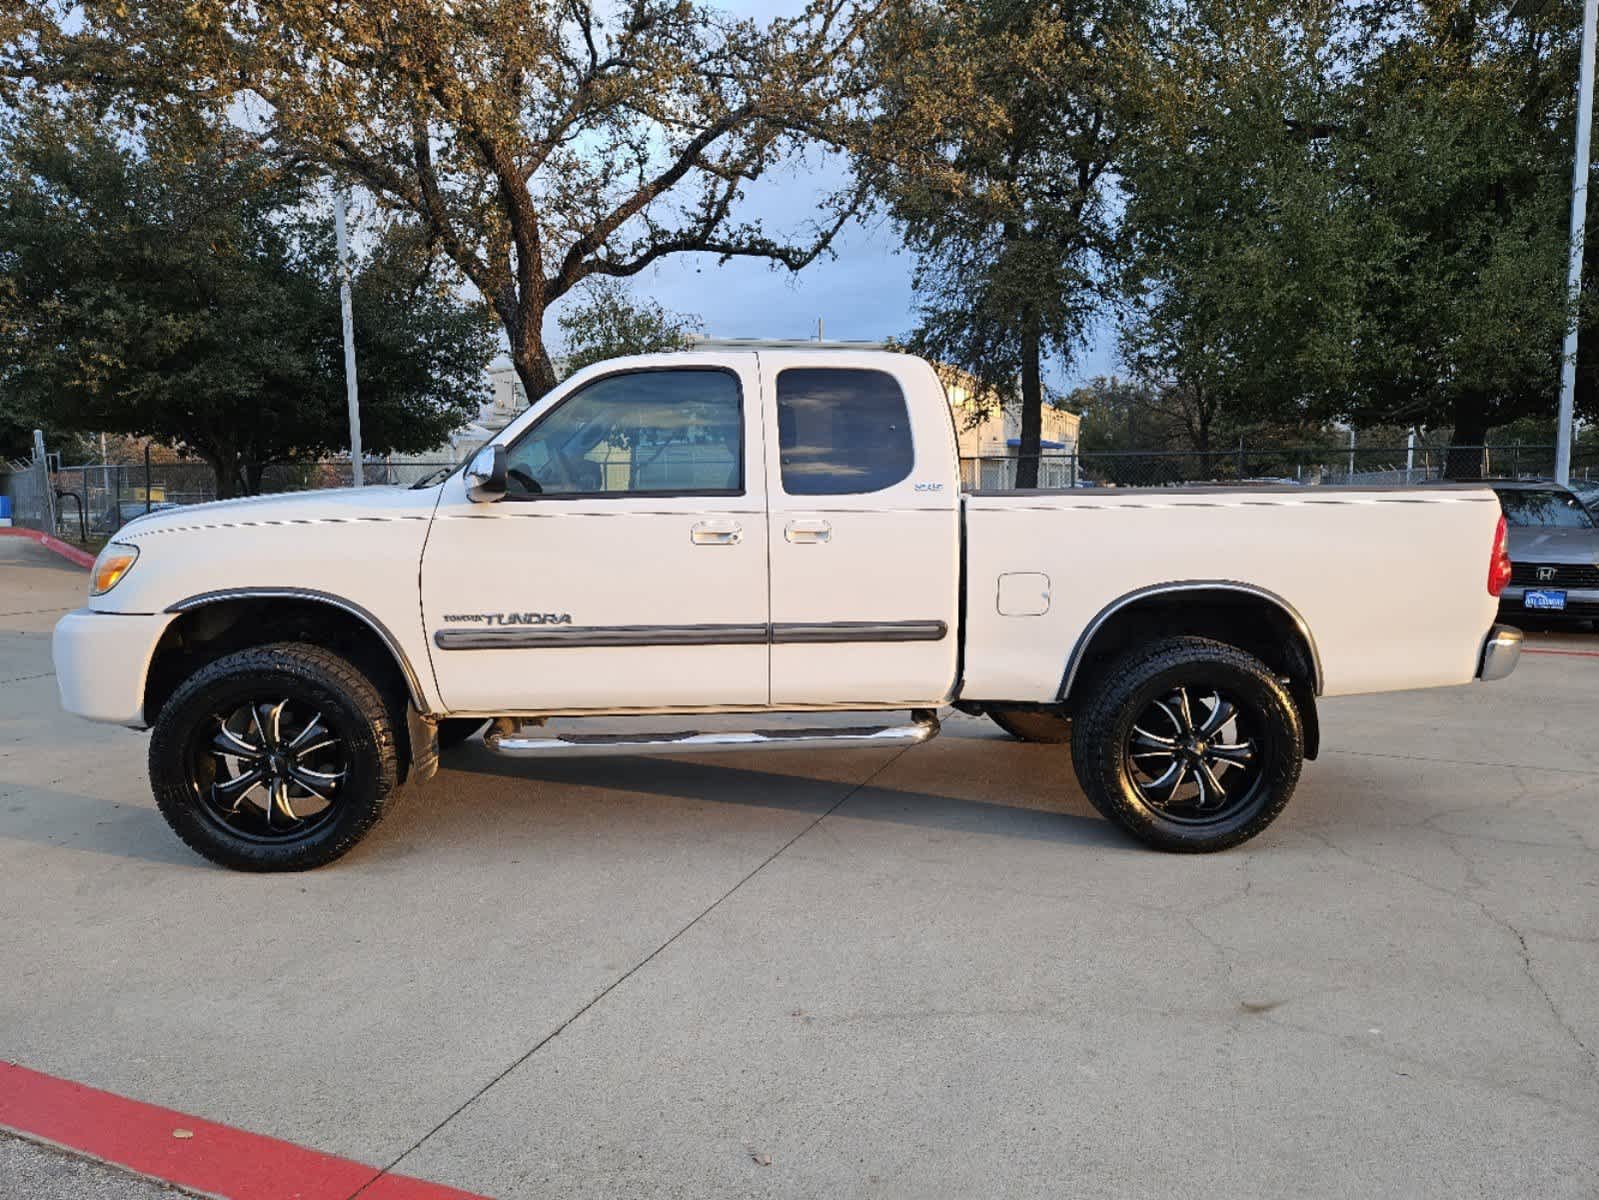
[1496,488,1595,529]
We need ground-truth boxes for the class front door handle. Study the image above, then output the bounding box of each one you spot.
[691,520,742,546]
[785,520,832,544]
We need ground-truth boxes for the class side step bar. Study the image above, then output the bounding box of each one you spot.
[484,710,941,759]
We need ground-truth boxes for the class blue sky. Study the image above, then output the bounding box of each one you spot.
[543,0,1120,389]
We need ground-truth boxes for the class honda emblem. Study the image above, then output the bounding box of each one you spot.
[1537,566,1557,582]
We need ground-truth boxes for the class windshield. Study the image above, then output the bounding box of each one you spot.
[1495,488,1595,529]
[408,446,483,490]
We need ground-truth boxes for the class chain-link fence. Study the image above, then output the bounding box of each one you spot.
[41,459,456,539]
[959,443,1599,491]
[10,442,1599,543]
[1,455,55,533]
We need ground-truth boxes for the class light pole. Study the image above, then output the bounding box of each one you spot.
[1557,0,1598,486]
[334,188,365,487]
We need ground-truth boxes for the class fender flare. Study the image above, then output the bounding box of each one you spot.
[1057,580,1324,702]
[164,587,433,714]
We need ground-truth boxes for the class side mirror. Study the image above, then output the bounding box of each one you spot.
[465,444,507,503]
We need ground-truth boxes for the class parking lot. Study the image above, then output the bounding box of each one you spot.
[1,533,1596,1199]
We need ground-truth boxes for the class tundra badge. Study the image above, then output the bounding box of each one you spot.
[441,612,574,626]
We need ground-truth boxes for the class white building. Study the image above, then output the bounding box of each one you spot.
[430,363,529,460]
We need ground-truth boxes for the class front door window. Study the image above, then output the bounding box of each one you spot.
[504,368,743,498]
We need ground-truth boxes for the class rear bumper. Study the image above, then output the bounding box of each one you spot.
[52,608,176,726]
[1477,624,1523,682]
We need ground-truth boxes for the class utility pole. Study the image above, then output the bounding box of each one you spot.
[334,188,365,487]
[33,429,56,534]
[1557,0,1598,486]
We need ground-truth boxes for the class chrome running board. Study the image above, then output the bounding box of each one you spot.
[483,710,941,758]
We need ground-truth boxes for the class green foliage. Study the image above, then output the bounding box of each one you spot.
[0,106,494,495]
[1071,376,1182,454]
[8,0,883,397]
[0,401,90,464]
[1120,0,1587,464]
[555,279,703,378]
[8,0,1598,476]
[868,0,1152,485]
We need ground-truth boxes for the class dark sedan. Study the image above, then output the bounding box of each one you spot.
[1491,482,1599,623]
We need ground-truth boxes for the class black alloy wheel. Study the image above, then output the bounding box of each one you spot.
[197,698,349,842]
[1122,684,1262,823]
[1070,636,1303,852]
[149,643,401,871]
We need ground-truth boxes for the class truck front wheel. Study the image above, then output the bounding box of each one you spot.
[148,643,401,871]
[1070,637,1303,853]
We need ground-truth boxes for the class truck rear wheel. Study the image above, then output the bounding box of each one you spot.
[148,642,401,871]
[1070,636,1303,853]
[988,708,1072,743]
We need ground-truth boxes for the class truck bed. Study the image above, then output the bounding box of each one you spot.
[959,485,1503,703]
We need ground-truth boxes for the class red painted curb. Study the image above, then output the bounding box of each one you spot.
[0,1062,491,1200]
[1523,646,1599,658]
[0,526,96,569]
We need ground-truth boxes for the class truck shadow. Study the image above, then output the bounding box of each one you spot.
[438,734,1129,850]
[0,740,1128,870]
[0,786,207,867]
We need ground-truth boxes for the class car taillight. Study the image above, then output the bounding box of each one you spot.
[1487,514,1512,597]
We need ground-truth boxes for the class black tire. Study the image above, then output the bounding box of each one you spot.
[436,718,489,752]
[1070,636,1303,853]
[988,708,1073,744]
[148,642,401,871]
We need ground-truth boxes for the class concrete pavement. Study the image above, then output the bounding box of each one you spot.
[1,536,1595,1198]
[1,1132,196,1200]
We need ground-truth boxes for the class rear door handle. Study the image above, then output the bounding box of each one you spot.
[691,520,742,546]
[785,520,832,544]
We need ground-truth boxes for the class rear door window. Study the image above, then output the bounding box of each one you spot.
[776,368,914,495]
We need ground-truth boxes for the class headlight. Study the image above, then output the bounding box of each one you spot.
[90,543,140,596]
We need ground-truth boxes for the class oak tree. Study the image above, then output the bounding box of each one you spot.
[1120,0,1590,475]
[7,1,884,401]
[866,0,1151,487]
[0,106,494,496]
[556,278,703,376]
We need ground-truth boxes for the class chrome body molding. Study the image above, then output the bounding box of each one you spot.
[164,587,431,713]
[433,620,948,651]
[771,620,947,644]
[484,711,941,758]
[1057,581,1325,700]
[1476,624,1523,682]
[435,623,770,650]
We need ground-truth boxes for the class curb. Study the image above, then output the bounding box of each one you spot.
[0,1061,491,1200]
[0,527,96,569]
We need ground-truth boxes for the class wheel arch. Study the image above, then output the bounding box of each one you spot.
[146,589,431,726]
[1059,582,1322,759]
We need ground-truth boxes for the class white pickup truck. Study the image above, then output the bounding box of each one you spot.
[53,349,1522,870]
